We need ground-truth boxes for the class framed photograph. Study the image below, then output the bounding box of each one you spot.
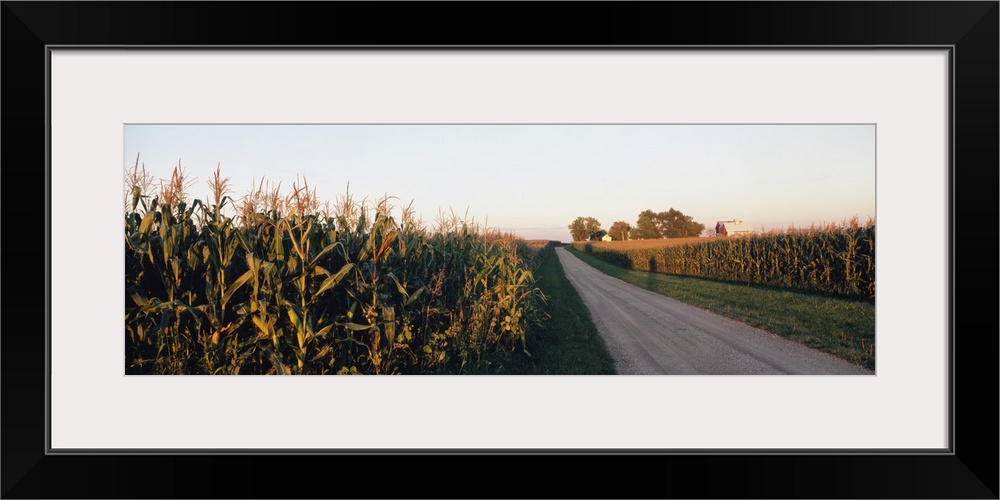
[3,2,996,498]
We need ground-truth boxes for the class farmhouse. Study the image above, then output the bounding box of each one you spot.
[715,219,753,237]
[601,234,613,242]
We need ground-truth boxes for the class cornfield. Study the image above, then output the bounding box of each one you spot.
[125,162,548,374]
[572,219,875,301]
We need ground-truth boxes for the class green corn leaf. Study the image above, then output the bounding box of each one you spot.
[139,210,156,234]
[232,230,251,255]
[382,306,396,341]
[341,322,373,331]
[314,324,333,339]
[271,234,285,261]
[404,287,425,306]
[270,351,291,375]
[221,269,254,309]
[251,316,269,334]
[309,241,345,268]
[376,230,397,260]
[127,232,145,250]
[129,288,151,308]
[309,345,331,362]
[287,227,304,259]
[386,273,408,298]
[315,263,355,297]
[224,238,240,265]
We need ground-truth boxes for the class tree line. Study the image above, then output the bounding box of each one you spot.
[568,208,705,242]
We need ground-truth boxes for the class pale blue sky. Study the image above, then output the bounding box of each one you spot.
[125,124,875,242]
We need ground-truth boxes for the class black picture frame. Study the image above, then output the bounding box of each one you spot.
[2,2,997,498]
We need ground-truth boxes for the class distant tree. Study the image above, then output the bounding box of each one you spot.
[656,208,705,237]
[609,221,632,241]
[633,208,705,238]
[589,229,608,241]
[568,216,602,241]
[633,210,662,239]
[628,227,642,240]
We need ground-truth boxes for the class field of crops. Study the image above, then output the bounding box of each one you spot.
[572,220,875,301]
[586,237,706,250]
[125,164,549,374]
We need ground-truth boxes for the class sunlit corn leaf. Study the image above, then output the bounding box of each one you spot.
[340,322,374,331]
[314,263,355,297]
[221,269,254,309]
[139,210,156,234]
[404,287,425,306]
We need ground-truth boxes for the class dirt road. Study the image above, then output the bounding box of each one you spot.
[555,247,872,375]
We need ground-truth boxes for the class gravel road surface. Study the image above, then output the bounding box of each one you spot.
[556,247,872,375]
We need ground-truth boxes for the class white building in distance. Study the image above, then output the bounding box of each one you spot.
[715,219,753,237]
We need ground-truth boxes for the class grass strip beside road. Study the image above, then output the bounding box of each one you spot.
[565,245,876,371]
[498,246,617,375]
